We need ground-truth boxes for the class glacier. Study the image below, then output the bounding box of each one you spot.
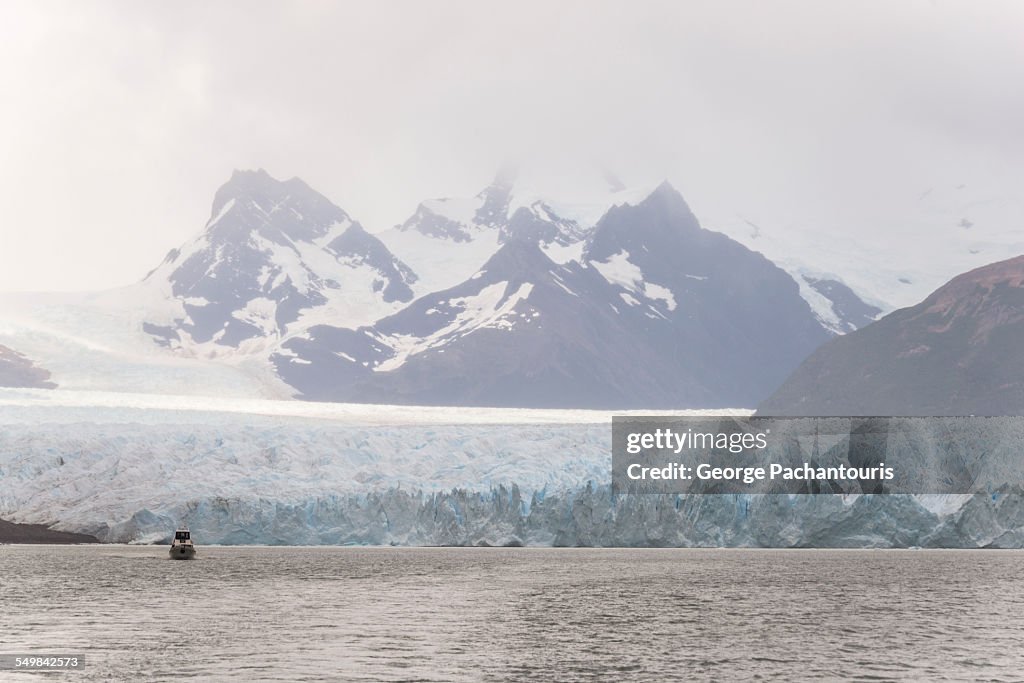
[0,390,1021,547]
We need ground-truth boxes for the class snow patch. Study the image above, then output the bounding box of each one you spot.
[206,198,236,229]
[377,226,500,296]
[541,240,586,265]
[374,282,534,372]
[232,297,278,337]
[592,250,644,290]
[643,283,677,311]
[552,279,578,297]
[593,250,677,312]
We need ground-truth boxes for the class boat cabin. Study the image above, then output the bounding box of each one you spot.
[169,526,196,559]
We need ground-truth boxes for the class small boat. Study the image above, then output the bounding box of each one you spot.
[169,527,196,560]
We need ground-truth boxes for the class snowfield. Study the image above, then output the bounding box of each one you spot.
[704,181,1024,313]
[1,390,1020,548]
[0,290,290,398]
[0,389,723,426]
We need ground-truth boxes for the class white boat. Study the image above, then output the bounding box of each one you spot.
[169,527,196,560]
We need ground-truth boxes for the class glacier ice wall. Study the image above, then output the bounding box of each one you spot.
[1,403,1022,547]
[87,485,1024,548]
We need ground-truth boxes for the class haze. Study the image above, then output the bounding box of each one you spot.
[1,0,1022,292]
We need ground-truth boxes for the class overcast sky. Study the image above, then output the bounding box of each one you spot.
[1,1,1022,292]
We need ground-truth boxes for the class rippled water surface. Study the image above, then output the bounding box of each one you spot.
[1,546,1023,681]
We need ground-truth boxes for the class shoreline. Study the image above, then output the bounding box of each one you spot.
[0,518,100,544]
[4,539,1021,550]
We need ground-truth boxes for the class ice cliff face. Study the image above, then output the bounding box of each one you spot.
[1,395,1019,548]
[102,484,1024,548]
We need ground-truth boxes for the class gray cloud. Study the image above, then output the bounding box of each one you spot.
[1,0,1022,291]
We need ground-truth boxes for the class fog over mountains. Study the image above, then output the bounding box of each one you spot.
[277,182,831,407]
[0,168,900,407]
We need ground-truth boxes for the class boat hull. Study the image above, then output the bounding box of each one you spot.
[169,545,196,560]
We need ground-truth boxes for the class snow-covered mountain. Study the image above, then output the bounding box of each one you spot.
[0,167,887,406]
[277,238,653,406]
[375,167,599,296]
[143,169,417,355]
[275,183,831,408]
[0,170,420,399]
[380,168,884,336]
[580,182,833,406]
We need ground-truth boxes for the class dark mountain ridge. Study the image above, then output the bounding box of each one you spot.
[759,255,1024,416]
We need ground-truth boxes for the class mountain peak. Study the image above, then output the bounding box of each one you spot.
[230,167,271,180]
[204,169,349,245]
[219,167,277,195]
[585,180,702,263]
[475,165,518,228]
[639,180,692,214]
[210,168,284,220]
[478,234,554,278]
[214,168,322,207]
[144,169,414,350]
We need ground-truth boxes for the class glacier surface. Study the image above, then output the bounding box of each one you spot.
[1,390,1020,547]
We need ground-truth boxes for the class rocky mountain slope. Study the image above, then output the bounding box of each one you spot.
[0,345,56,388]
[275,183,831,407]
[759,255,1024,416]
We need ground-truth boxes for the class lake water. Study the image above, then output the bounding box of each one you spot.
[1,546,1022,681]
